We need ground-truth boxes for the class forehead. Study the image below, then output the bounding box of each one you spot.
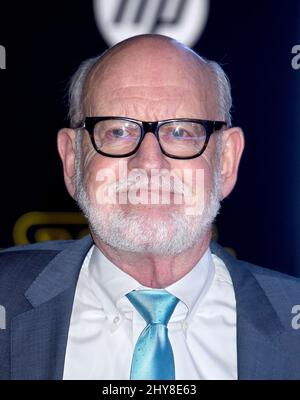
[83,44,219,120]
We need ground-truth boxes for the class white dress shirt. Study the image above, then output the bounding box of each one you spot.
[63,244,237,380]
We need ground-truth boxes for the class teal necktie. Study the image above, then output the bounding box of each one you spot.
[126,289,179,380]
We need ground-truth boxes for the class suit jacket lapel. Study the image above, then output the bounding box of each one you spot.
[11,235,93,379]
[210,242,286,379]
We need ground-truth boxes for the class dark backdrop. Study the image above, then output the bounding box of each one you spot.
[0,0,300,276]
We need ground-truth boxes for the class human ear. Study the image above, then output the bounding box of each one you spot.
[220,127,245,199]
[57,128,77,199]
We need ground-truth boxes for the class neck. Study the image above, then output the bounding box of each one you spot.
[92,231,211,288]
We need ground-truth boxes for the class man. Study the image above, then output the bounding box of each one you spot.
[0,34,299,380]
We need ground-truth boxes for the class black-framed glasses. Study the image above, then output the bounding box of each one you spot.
[75,117,227,160]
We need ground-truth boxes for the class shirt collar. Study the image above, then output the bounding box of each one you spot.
[87,245,141,316]
[166,248,215,321]
[87,244,215,320]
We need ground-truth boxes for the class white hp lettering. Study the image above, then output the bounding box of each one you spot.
[0,45,6,70]
[0,305,6,330]
[113,0,188,33]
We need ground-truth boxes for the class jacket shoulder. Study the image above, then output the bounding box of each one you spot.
[243,260,300,315]
[211,240,300,286]
[0,240,76,300]
[239,258,300,293]
[211,241,300,317]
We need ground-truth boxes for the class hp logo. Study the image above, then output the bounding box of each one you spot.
[93,0,209,47]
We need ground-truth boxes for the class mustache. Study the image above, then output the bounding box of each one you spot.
[106,173,193,196]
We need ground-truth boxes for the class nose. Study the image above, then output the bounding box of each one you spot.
[128,131,170,171]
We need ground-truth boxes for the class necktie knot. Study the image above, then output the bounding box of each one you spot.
[126,289,179,325]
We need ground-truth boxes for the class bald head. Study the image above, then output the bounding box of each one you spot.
[69,34,232,127]
[87,34,207,76]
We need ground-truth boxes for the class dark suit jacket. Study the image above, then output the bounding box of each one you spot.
[0,235,299,379]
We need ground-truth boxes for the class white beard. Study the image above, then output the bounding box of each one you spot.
[74,147,222,256]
